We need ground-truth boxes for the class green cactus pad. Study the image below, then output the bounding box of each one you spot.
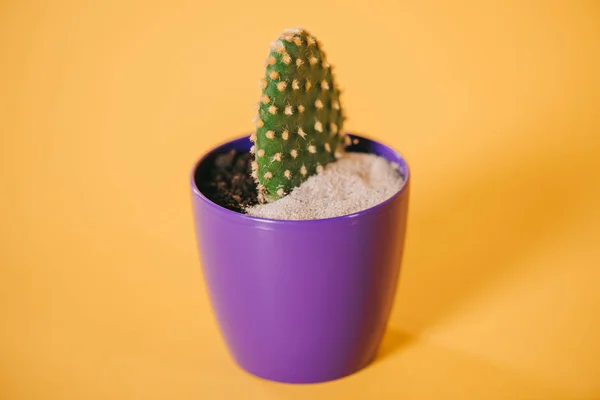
[250,28,346,203]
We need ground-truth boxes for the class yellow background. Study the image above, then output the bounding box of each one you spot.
[2,1,599,398]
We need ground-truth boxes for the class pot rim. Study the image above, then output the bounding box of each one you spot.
[190,132,410,224]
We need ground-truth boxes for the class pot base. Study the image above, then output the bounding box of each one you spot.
[234,348,379,384]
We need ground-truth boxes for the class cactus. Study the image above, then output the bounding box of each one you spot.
[250,28,346,203]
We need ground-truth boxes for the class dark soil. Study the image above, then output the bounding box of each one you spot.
[197,149,259,213]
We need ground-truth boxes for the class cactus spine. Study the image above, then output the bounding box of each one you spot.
[250,28,346,203]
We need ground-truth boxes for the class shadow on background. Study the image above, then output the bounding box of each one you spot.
[389,132,591,336]
[371,328,414,365]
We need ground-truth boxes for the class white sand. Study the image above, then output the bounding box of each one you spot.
[245,153,404,220]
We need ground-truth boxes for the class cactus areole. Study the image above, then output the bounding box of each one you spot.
[250,28,347,203]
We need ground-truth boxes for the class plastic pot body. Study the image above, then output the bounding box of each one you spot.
[190,133,410,384]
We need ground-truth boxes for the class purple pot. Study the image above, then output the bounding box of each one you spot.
[190,133,410,384]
